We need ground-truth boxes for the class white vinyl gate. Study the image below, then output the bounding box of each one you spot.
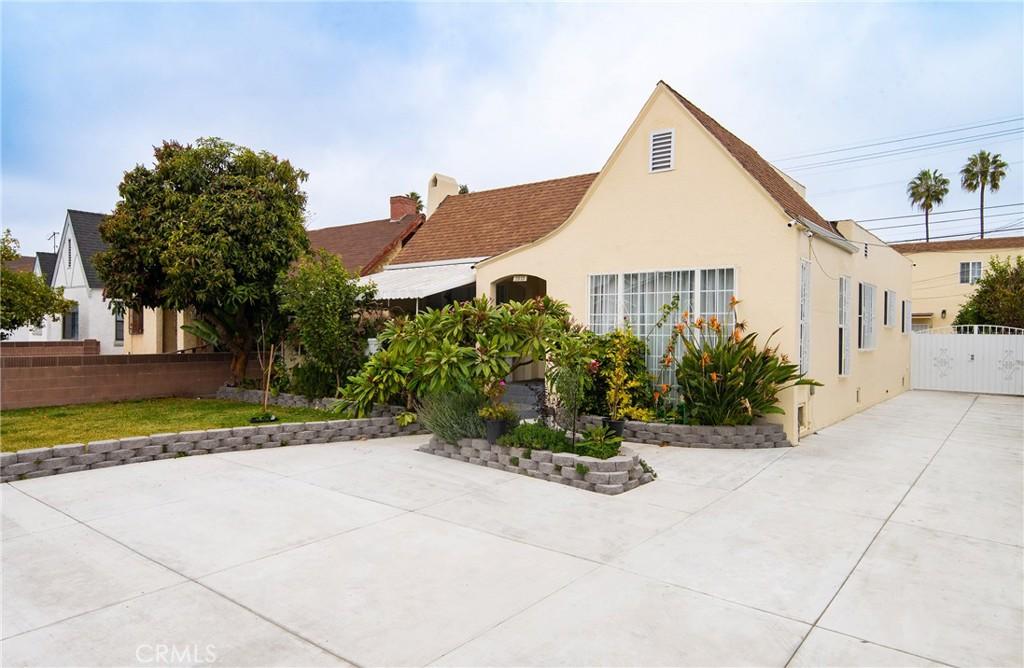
[911,325,1024,395]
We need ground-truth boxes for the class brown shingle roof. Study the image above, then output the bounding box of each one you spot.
[889,236,1024,254]
[308,214,423,275]
[5,255,36,273]
[394,173,598,264]
[661,81,837,235]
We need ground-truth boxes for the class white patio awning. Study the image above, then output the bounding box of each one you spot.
[360,259,479,300]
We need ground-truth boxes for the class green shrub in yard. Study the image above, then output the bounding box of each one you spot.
[498,423,570,451]
[417,389,485,443]
[575,425,623,460]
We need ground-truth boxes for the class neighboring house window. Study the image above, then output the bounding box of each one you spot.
[649,129,675,172]
[588,267,734,382]
[798,260,811,374]
[62,304,79,340]
[67,242,72,268]
[858,282,876,350]
[883,289,896,327]
[901,299,911,334]
[959,261,982,284]
[838,276,851,376]
[114,311,124,344]
[129,307,144,335]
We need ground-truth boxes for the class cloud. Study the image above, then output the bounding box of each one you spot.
[2,2,1021,251]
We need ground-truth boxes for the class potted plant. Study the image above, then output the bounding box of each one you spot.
[479,403,518,444]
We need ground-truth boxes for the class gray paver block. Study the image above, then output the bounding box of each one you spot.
[73,453,106,466]
[3,462,37,476]
[38,457,74,470]
[85,440,120,454]
[17,448,54,463]
[51,444,85,457]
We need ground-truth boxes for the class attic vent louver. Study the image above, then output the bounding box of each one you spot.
[649,129,675,172]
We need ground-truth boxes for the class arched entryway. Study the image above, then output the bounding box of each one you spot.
[492,274,547,304]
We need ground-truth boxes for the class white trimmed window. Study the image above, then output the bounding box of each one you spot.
[959,261,982,284]
[838,276,851,376]
[858,282,876,350]
[588,267,734,382]
[902,299,911,334]
[649,129,675,172]
[798,260,811,374]
[588,274,619,335]
[883,289,897,327]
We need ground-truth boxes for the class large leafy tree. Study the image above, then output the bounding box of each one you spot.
[907,169,950,242]
[0,230,74,338]
[960,150,1009,238]
[95,138,309,380]
[277,250,378,396]
[953,256,1024,329]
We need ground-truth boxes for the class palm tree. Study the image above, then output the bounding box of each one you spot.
[907,169,950,242]
[405,192,424,213]
[960,150,1008,238]
[458,184,470,194]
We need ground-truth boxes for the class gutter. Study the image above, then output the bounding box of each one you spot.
[790,216,858,254]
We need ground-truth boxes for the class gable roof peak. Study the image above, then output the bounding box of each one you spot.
[657,80,838,236]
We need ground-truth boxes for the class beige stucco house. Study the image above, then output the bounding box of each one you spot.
[366,81,914,440]
[889,236,1024,331]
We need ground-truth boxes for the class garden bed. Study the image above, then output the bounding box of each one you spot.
[216,385,335,411]
[580,416,791,449]
[418,436,654,495]
[0,413,427,483]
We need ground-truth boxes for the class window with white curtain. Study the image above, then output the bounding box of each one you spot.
[587,267,734,381]
[798,260,811,374]
[623,270,695,383]
[588,274,619,335]
[959,261,982,284]
[838,276,851,376]
[883,289,897,327]
[858,282,876,350]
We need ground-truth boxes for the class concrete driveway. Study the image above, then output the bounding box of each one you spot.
[2,390,1021,667]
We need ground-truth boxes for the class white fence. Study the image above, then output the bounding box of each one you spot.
[911,325,1024,396]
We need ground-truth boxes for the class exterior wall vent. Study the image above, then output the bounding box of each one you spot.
[649,129,675,172]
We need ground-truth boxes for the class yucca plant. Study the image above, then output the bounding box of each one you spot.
[665,306,820,425]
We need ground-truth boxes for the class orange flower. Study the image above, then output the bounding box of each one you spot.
[660,383,669,394]
[694,317,705,329]
[653,391,661,401]
[710,372,720,382]
[732,328,742,343]
[673,322,686,334]
[709,316,720,331]
[700,351,712,367]
[729,295,741,308]
[681,310,690,320]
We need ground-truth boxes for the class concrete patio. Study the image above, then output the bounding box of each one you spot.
[2,390,1021,667]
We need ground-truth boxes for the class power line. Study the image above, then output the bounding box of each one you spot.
[867,209,1023,232]
[784,128,1022,171]
[772,116,1024,163]
[855,202,1023,223]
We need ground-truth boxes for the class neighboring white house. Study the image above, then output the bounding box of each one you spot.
[24,210,126,353]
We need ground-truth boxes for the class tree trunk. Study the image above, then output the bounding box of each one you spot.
[980,187,985,238]
[925,208,930,242]
[230,349,249,384]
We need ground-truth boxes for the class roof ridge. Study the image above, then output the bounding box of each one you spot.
[453,172,598,198]
[67,208,107,216]
[308,217,392,233]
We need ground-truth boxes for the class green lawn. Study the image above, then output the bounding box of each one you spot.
[0,398,329,452]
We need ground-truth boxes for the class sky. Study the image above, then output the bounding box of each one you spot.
[3,2,1022,256]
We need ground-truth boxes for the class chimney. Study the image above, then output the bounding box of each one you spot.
[390,195,418,222]
[426,173,460,218]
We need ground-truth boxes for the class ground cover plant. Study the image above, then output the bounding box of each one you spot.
[497,422,623,460]
[0,398,327,451]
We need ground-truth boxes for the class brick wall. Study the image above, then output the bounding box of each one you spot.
[0,339,101,357]
[1,352,250,410]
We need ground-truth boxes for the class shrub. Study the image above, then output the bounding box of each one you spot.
[583,329,653,417]
[953,255,1024,328]
[337,297,577,417]
[289,361,337,400]
[417,389,485,443]
[478,404,519,423]
[498,423,571,451]
[666,308,820,426]
[576,425,623,459]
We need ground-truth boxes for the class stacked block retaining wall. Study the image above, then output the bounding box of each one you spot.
[580,416,792,448]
